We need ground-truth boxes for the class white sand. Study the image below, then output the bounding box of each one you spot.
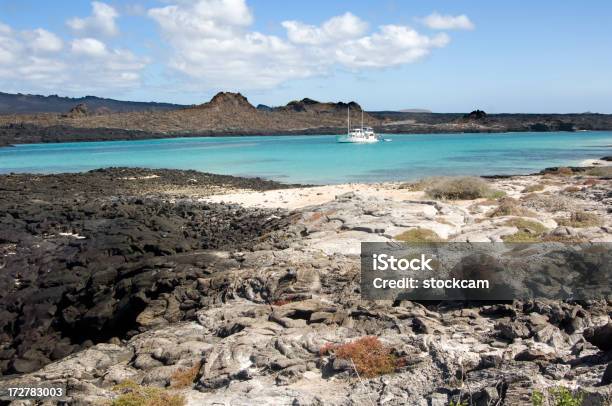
[202,183,425,210]
[580,158,611,167]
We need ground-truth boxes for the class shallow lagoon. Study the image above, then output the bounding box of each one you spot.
[1,131,611,184]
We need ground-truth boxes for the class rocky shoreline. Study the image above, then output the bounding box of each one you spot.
[1,166,611,405]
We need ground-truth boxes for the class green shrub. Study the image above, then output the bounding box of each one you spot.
[504,218,548,234]
[111,380,185,406]
[532,386,584,406]
[501,218,548,242]
[522,183,545,193]
[395,228,443,242]
[422,177,504,200]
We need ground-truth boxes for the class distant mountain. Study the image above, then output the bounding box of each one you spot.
[194,92,256,112]
[0,92,186,115]
[399,108,432,113]
[256,98,363,114]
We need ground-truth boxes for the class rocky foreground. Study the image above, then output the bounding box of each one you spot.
[1,166,611,405]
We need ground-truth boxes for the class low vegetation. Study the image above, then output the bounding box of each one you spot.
[520,193,573,212]
[111,380,185,406]
[170,361,201,389]
[320,336,403,378]
[557,210,601,228]
[394,228,444,242]
[522,183,545,193]
[582,178,599,186]
[398,178,432,191]
[502,218,549,242]
[585,166,612,177]
[532,386,584,406]
[489,197,536,218]
[564,186,581,193]
[424,176,505,200]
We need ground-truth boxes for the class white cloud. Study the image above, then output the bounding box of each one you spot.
[0,21,147,94]
[0,2,470,95]
[67,1,119,36]
[24,29,63,52]
[336,26,449,68]
[148,0,456,89]
[421,12,475,30]
[71,37,108,57]
[148,0,322,89]
[282,12,368,45]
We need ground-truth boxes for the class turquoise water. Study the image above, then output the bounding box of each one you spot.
[0,132,610,184]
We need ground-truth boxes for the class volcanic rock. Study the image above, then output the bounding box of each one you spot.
[584,323,612,352]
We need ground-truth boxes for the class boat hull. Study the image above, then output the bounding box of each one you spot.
[337,136,380,143]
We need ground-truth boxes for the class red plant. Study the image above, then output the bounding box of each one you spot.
[319,336,400,378]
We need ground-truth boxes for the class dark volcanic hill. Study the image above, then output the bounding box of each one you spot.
[0,92,380,145]
[1,91,612,146]
[0,92,185,115]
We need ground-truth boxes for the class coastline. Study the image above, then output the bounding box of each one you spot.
[2,125,612,149]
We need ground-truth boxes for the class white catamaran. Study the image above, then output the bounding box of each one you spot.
[337,106,380,143]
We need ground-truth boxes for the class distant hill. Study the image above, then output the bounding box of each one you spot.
[0,92,185,115]
[399,108,432,113]
[1,92,612,146]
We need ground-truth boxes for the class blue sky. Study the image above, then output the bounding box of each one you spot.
[0,0,611,113]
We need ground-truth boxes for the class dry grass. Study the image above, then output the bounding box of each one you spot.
[556,211,601,228]
[170,362,201,389]
[520,193,574,212]
[585,166,612,177]
[488,197,536,218]
[563,186,581,193]
[423,177,505,200]
[111,380,185,406]
[541,234,588,243]
[522,183,545,193]
[502,218,548,242]
[398,179,431,191]
[582,178,599,186]
[394,228,443,242]
[320,336,400,378]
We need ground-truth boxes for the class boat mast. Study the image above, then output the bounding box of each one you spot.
[347,106,350,135]
[361,109,363,131]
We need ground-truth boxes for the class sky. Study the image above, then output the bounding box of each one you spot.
[0,0,611,113]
